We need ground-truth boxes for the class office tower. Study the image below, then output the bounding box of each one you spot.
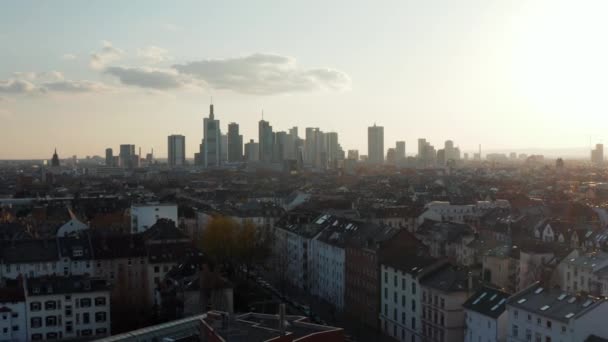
[437,149,446,165]
[119,144,135,168]
[444,140,454,161]
[245,139,260,161]
[221,134,228,162]
[347,150,359,160]
[326,132,339,165]
[592,144,604,165]
[259,120,274,163]
[167,134,186,167]
[227,123,243,162]
[199,103,221,168]
[417,138,436,167]
[367,124,384,164]
[285,127,299,160]
[314,130,327,168]
[395,141,406,161]
[273,131,288,162]
[51,149,60,167]
[417,139,426,158]
[105,148,114,166]
[305,127,318,165]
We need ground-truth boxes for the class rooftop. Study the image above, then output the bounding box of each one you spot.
[462,286,510,319]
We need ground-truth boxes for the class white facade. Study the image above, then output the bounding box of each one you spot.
[0,299,27,342]
[273,227,316,292]
[379,264,424,342]
[130,204,178,234]
[465,308,507,342]
[56,218,88,237]
[556,249,608,295]
[311,238,345,310]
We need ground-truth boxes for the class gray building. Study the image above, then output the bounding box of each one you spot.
[227,123,243,162]
[167,134,186,167]
[367,124,384,164]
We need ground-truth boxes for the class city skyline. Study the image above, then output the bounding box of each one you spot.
[4,0,608,159]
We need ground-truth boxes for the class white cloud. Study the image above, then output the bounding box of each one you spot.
[104,66,193,90]
[40,80,109,93]
[90,40,124,70]
[0,79,36,93]
[173,53,351,95]
[62,54,77,60]
[138,46,170,64]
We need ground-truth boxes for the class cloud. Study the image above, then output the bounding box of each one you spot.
[40,80,109,93]
[90,40,124,70]
[62,54,77,60]
[138,46,170,64]
[104,66,193,90]
[0,79,36,93]
[173,53,351,95]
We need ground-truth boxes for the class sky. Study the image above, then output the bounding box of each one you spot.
[2,0,608,159]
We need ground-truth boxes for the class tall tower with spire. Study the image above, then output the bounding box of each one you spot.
[51,148,60,167]
[199,102,221,167]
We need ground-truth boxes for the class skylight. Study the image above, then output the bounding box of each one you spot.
[534,287,544,294]
[565,313,575,319]
[540,305,550,311]
[517,298,527,304]
[582,300,593,308]
[557,294,567,301]
[567,297,577,304]
[489,294,497,301]
[473,292,488,305]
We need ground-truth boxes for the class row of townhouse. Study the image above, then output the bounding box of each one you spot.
[0,275,111,342]
[0,218,196,312]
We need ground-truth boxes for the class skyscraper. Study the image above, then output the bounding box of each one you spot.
[592,143,604,165]
[201,103,221,168]
[259,120,274,163]
[119,144,135,168]
[167,134,186,167]
[367,124,384,164]
[395,141,406,161]
[227,123,243,162]
[105,148,113,166]
[245,139,260,162]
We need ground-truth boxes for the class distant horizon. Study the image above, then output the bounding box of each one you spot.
[3,1,608,159]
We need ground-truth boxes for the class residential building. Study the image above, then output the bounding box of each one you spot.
[25,276,111,341]
[506,283,608,342]
[419,263,471,342]
[557,249,608,296]
[130,203,178,234]
[244,139,259,162]
[463,286,510,342]
[0,280,27,342]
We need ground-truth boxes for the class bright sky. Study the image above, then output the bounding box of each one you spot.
[2,0,608,159]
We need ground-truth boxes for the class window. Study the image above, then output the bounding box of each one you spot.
[561,326,567,333]
[96,328,107,335]
[402,278,406,291]
[385,271,388,283]
[545,337,551,342]
[394,275,397,287]
[402,312,406,324]
[394,308,397,321]
[526,329,532,341]
[95,297,106,306]
[83,313,90,324]
[514,310,518,320]
[30,317,42,328]
[402,295,406,307]
[423,291,427,303]
[384,288,388,299]
[412,283,416,294]
[95,312,107,323]
[411,317,416,330]
[394,292,398,304]
[30,302,41,311]
[527,314,532,322]
[434,295,438,306]
[512,324,519,337]
[411,300,416,312]
[65,305,72,316]
[45,316,57,326]
[31,334,42,341]
[46,332,58,340]
[440,298,445,309]
[65,295,71,301]
[546,320,552,329]
[81,329,92,336]
[80,298,91,307]
[384,304,388,316]
[537,318,541,326]
[66,321,73,333]
[535,333,542,342]
[45,301,57,310]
